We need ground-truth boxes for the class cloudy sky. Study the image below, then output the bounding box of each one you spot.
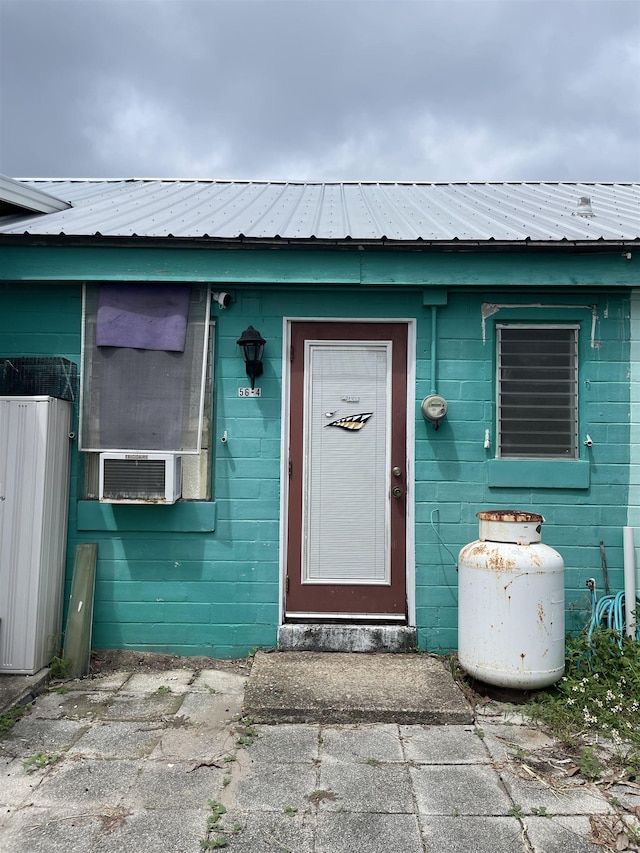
[1,0,639,182]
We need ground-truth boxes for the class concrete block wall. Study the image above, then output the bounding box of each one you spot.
[415,291,630,651]
[0,276,631,658]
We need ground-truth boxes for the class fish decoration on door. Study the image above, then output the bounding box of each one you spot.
[324,412,373,431]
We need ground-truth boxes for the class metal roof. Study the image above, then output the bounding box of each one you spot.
[0,179,638,244]
[0,174,71,215]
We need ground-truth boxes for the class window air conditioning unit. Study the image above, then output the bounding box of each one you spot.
[99,453,181,504]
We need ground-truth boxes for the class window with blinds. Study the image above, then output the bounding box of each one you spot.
[497,325,578,459]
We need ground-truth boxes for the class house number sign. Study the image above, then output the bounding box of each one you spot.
[238,387,262,397]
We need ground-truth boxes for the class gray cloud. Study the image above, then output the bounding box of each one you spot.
[1,0,638,180]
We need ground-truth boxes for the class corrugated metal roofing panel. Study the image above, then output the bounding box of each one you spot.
[0,179,637,243]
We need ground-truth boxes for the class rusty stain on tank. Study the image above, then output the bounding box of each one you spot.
[504,573,528,590]
[462,542,519,572]
[477,510,545,524]
[487,552,518,572]
[462,543,489,559]
[537,602,544,622]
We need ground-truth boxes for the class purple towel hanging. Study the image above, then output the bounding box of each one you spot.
[96,284,191,352]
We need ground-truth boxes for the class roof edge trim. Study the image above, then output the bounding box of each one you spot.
[0,174,72,214]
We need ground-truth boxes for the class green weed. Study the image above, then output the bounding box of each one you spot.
[306,789,337,803]
[235,716,258,748]
[627,821,640,847]
[619,747,640,780]
[156,685,172,694]
[49,656,71,680]
[23,752,59,773]
[200,839,227,850]
[577,747,602,780]
[200,800,229,849]
[508,745,529,761]
[0,704,29,736]
[530,806,553,818]
[507,804,525,818]
[528,628,640,752]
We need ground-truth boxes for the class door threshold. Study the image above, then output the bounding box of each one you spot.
[278,623,417,653]
[285,612,406,622]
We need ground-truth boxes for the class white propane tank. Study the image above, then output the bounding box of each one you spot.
[458,510,565,689]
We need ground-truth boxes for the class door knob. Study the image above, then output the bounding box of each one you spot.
[392,486,403,498]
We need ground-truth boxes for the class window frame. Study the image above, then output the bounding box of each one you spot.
[496,323,579,461]
[79,283,211,455]
[80,284,214,501]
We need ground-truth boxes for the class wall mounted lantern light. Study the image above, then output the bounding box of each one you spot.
[237,325,266,389]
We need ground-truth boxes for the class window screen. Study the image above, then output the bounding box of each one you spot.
[498,326,578,459]
[80,284,210,453]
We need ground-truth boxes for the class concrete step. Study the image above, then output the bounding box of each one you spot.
[277,623,416,653]
[243,650,474,725]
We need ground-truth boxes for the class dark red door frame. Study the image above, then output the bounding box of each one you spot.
[285,321,408,617]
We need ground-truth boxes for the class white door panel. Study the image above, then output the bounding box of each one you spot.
[302,342,392,584]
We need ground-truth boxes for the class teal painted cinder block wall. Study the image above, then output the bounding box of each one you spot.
[413,291,630,651]
[0,251,631,658]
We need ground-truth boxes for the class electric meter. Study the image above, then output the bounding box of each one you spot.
[421,394,448,430]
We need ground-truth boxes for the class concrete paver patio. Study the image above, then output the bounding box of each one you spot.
[0,655,630,852]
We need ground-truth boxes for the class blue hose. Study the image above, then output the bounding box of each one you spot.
[586,582,640,646]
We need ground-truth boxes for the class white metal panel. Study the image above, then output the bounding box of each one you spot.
[302,341,391,584]
[0,397,71,674]
[1,179,638,243]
